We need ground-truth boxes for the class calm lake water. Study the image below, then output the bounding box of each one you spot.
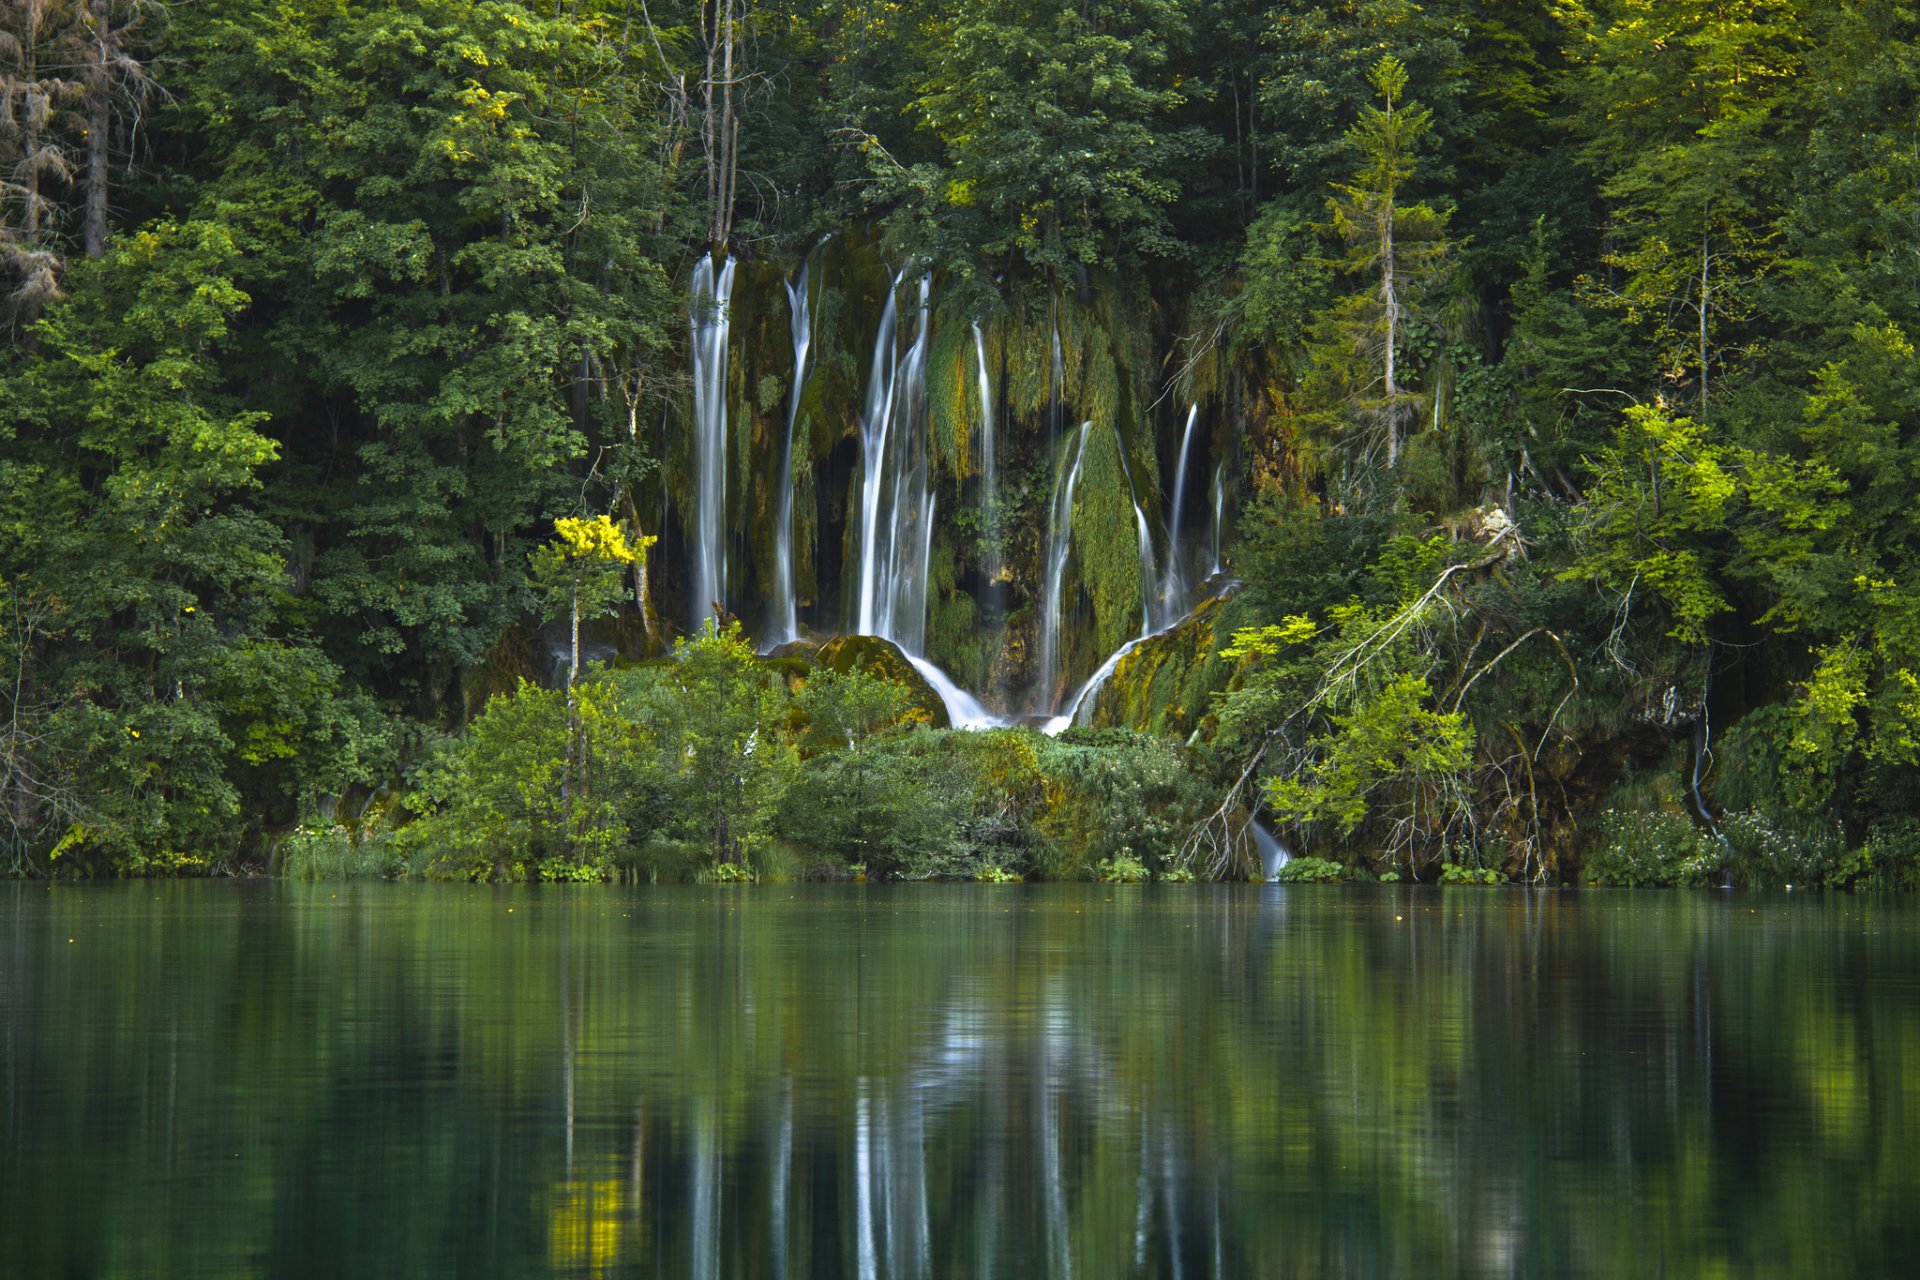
[2,883,1916,1278]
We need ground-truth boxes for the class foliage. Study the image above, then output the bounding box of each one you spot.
[10,0,1920,885]
[1583,810,1720,889]
[278,823,400,881]
[1276,857,1345,884]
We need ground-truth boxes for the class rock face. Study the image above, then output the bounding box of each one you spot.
[1084,586,1247,739]
[813,635,951,729]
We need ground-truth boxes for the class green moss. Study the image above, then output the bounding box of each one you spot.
[1071,424,1147,659]
[926,318,974,481]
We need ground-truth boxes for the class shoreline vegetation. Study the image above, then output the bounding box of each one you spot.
[6,4,1920,888]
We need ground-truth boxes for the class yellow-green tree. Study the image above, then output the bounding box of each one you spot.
[530,515,647,852]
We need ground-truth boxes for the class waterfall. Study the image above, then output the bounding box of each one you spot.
[770,260,813,644]
[1250,821,1292,880]
[851,273,935,652]
[1043,633,1144,735]
[688,254,736,627]
[1163,403,1198,613]
[1132,503,1159,637]
[906,655,1000,729]
[971,321,999,580]
[843,273,999,727]
[1036,423,1093,713]
[1209,460,1226,576]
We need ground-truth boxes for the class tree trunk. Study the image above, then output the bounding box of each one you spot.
[84,0,110,259]
[561,580,580,857]
[1382,198,1399,467]
[1698,228,1711,421]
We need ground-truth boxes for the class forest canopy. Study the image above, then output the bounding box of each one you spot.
[4,0,1919,886]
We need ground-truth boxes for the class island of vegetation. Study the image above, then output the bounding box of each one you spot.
[3,0,1918,889]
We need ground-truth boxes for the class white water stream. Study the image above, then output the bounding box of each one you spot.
[688,254,736,626]
[769,259,813,643]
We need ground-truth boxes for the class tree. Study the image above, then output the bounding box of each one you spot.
[873,0,1207,277]
[1560,0,1807,419]
[0,221,383,870]
[1305,55,1456,476]
[651,620,788,864]
[530,514,647,852]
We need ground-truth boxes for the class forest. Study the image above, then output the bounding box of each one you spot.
[3,0,1919,886]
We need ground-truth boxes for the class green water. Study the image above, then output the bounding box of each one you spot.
[2,884,1916,1278]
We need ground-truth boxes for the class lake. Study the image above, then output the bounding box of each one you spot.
[3,883,1915,1277]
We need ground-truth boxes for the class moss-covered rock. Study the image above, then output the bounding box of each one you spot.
[1083,585,1252,739]
[813,634,950,728]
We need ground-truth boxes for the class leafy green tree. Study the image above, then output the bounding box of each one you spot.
[167,0,678,703]
[870,0,1207,278]
[1560,0,1808,420]
[0,221,384,870]
[399,670,662,880]
[651,621,790,864]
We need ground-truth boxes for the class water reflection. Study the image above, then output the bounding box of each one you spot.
[3,884,1918,1277]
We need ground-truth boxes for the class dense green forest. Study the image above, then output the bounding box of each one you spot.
[3,0,1919,885]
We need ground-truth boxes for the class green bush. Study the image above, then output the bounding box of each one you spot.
[1583,810,1720,887]
[1095,853,1150,882]
[1276,856,1345,883]
[1859,819,1920,890]
[278,823,400,880]
[1720,807,1848,888]
[1035,730,1213,878]
[1439,862,1502,885]
[697,861,755,883]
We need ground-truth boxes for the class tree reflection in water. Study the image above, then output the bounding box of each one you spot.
[2,884,1918,1278]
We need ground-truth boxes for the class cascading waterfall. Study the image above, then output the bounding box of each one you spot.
[1042,589,1217,736]
[1162,403,1199,614]
[676,250,1231,733]
[688,254,736,628]
[851,274,935,654]
[769,260,813,644]
[1036,423,1094,713]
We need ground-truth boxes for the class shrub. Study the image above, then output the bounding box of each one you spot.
[1439,862,1502,885]
[278,823,399,880]
[1277,856,1345,883]
[1859,819,1920,890]
[1720,807,1848,888]
[1583,810,1720,887]
[1095,853,1150,882]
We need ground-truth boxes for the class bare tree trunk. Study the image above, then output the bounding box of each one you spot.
[83,0,109,259]
[1382,199,1399,467]
[1698,228,1710,421]
[702,0,718,242]
[562,579,580,857]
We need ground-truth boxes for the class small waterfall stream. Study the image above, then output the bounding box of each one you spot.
[770,259,813,644]
[972,321,999,581]
[688,254,736,626]
[1162,403,1198,613]
[1209,461,1226,576]
[1036,423,1094,713]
